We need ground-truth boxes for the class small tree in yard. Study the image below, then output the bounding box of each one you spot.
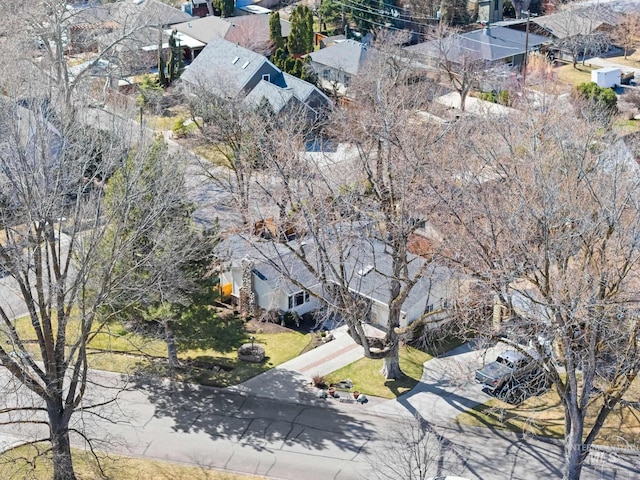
[167,30,184,85]
[574,82,618,121]
[428,23,488,111]
[269,12,284,50]
[102,141,218,368]
[610,12,640,59]
[216,0,234,18]
[288,5,314,56]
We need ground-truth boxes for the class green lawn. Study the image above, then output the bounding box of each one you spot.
[8,314,312,387]
[326,345,432,398]
[555,62,596,87]
[0,443,263,480]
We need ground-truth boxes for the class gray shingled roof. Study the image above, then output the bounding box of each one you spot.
[113,0,192,29]
[282,72,317,103]
[243,80,296,113]
[405,26,549,63]
[532,14,605,40]
[219,232,454,314]
[181,37,330,114]
[218,235,321,295]
[532,6,621,39]
[336,238,453,314]
[308,40,372,75]
[171,14,291,46]
[171,16,233,44]
[181,37,276,97]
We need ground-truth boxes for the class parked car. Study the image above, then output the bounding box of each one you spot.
[475,349,541,393]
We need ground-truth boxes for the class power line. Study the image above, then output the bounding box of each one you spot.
[332,0,434,36]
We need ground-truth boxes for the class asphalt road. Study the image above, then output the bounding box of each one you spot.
[1,368,639,480]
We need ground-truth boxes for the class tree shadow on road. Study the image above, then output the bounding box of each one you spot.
[130,368,377,455]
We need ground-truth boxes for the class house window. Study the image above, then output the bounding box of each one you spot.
[262,73,270,82]
[288,291,310,309]
[425,304,434,314]
[322,69,330,80]
[343,75,351,87]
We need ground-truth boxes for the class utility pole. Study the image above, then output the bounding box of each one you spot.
[522,10,530,87]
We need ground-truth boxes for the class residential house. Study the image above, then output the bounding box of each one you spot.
[218,236,322,317]
[180,37,331,118]
[182,0,210,18]
[65,0,193,75]
[170,14,291,58]
[107,0,194,72]
[307,40,373,96]
[500,6,622,62]
[65,3,120,54]
[218,233,461,330]
[468,0,504,24]
[404,25,549,71]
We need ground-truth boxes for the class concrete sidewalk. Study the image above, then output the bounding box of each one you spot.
[228,326,369,403]
[229,328,503,425]
[228,324,392,411]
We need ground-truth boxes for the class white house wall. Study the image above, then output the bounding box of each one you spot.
[405,298,427,325]
[370,301,389,329]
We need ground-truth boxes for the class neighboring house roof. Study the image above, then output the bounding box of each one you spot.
[181,37,331,115]
[181,37,277,98]
[531,6,621,39]
[65,3,118,27]
[405,26,549,63]
[71,0,192,60]
[172,16,234,43]
[111,0,193,29]
[307,39,372,75]
[170,14,291,53]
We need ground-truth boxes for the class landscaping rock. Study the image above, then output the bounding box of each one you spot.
[237,343,265,363]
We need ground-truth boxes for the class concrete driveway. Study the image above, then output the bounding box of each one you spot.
[368,342,503,424]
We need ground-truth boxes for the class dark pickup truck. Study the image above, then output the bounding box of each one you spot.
[475,349,540,393]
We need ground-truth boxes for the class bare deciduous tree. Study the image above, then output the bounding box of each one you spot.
[188,91,271,227]
[610,12,640,59]
[431,103,640,480]
[240,43,454,380]
[0,86,198,480]
[549,5,612,68]
[427,23,488,111]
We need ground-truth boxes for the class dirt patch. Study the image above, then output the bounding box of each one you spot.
[245,319,293,334]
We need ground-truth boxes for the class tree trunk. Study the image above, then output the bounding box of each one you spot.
[165,321,179,368]
[48,402,76,480]
[380,340,402,379]
[564,411,585,480]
